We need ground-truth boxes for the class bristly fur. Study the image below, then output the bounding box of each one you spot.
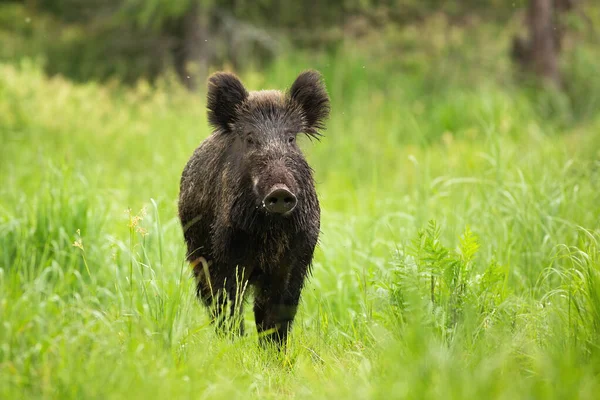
[178,70,330,349]
[287,70,331,139]
[207,72,249,131]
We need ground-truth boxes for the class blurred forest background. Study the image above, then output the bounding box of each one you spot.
[1,0,599,98]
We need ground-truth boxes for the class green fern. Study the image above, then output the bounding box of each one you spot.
[389,220,508,340]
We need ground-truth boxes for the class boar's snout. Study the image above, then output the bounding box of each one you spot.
[263,185,297,215]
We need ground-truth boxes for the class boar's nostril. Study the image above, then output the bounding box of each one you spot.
[263,188,297,215]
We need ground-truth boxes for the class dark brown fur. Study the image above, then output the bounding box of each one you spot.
[178,70,330,347]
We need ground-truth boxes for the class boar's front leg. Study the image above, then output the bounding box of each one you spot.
[253,262,309,348]
[193,258,249,337]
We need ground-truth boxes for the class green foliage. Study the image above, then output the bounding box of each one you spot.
[542,230,600,352]
[2,0,598,113]
[1,46,600,398]
[386,221,508,340]
[119,0,198,29]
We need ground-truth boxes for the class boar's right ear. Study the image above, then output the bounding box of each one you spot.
[289,70,330,138]
[207,72,249,131]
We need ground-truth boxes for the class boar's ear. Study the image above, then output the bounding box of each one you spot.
[288,70,330,137]
[207,72,249,131]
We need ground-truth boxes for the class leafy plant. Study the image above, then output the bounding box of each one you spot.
[387,221,508,340]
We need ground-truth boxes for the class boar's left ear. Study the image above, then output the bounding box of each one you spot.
[288,70,330,137]
[207,72,249,132]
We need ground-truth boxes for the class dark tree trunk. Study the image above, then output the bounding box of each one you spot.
[512,0,576,87]
[527,0,560,85]
[167,4,213,91]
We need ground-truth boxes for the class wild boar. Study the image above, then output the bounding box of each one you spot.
[178,70,330,347]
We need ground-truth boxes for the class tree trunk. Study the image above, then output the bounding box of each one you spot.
[168,4,213,91]
[512,0,569,87]
[528,0,560,85]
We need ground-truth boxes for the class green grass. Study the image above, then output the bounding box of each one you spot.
[1,51,600,399]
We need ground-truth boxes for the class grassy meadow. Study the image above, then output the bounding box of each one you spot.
[1,34,600,399]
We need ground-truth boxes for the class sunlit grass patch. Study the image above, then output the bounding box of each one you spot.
[1,55,600,399]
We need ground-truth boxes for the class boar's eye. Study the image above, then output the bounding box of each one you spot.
[288,136,295,144]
